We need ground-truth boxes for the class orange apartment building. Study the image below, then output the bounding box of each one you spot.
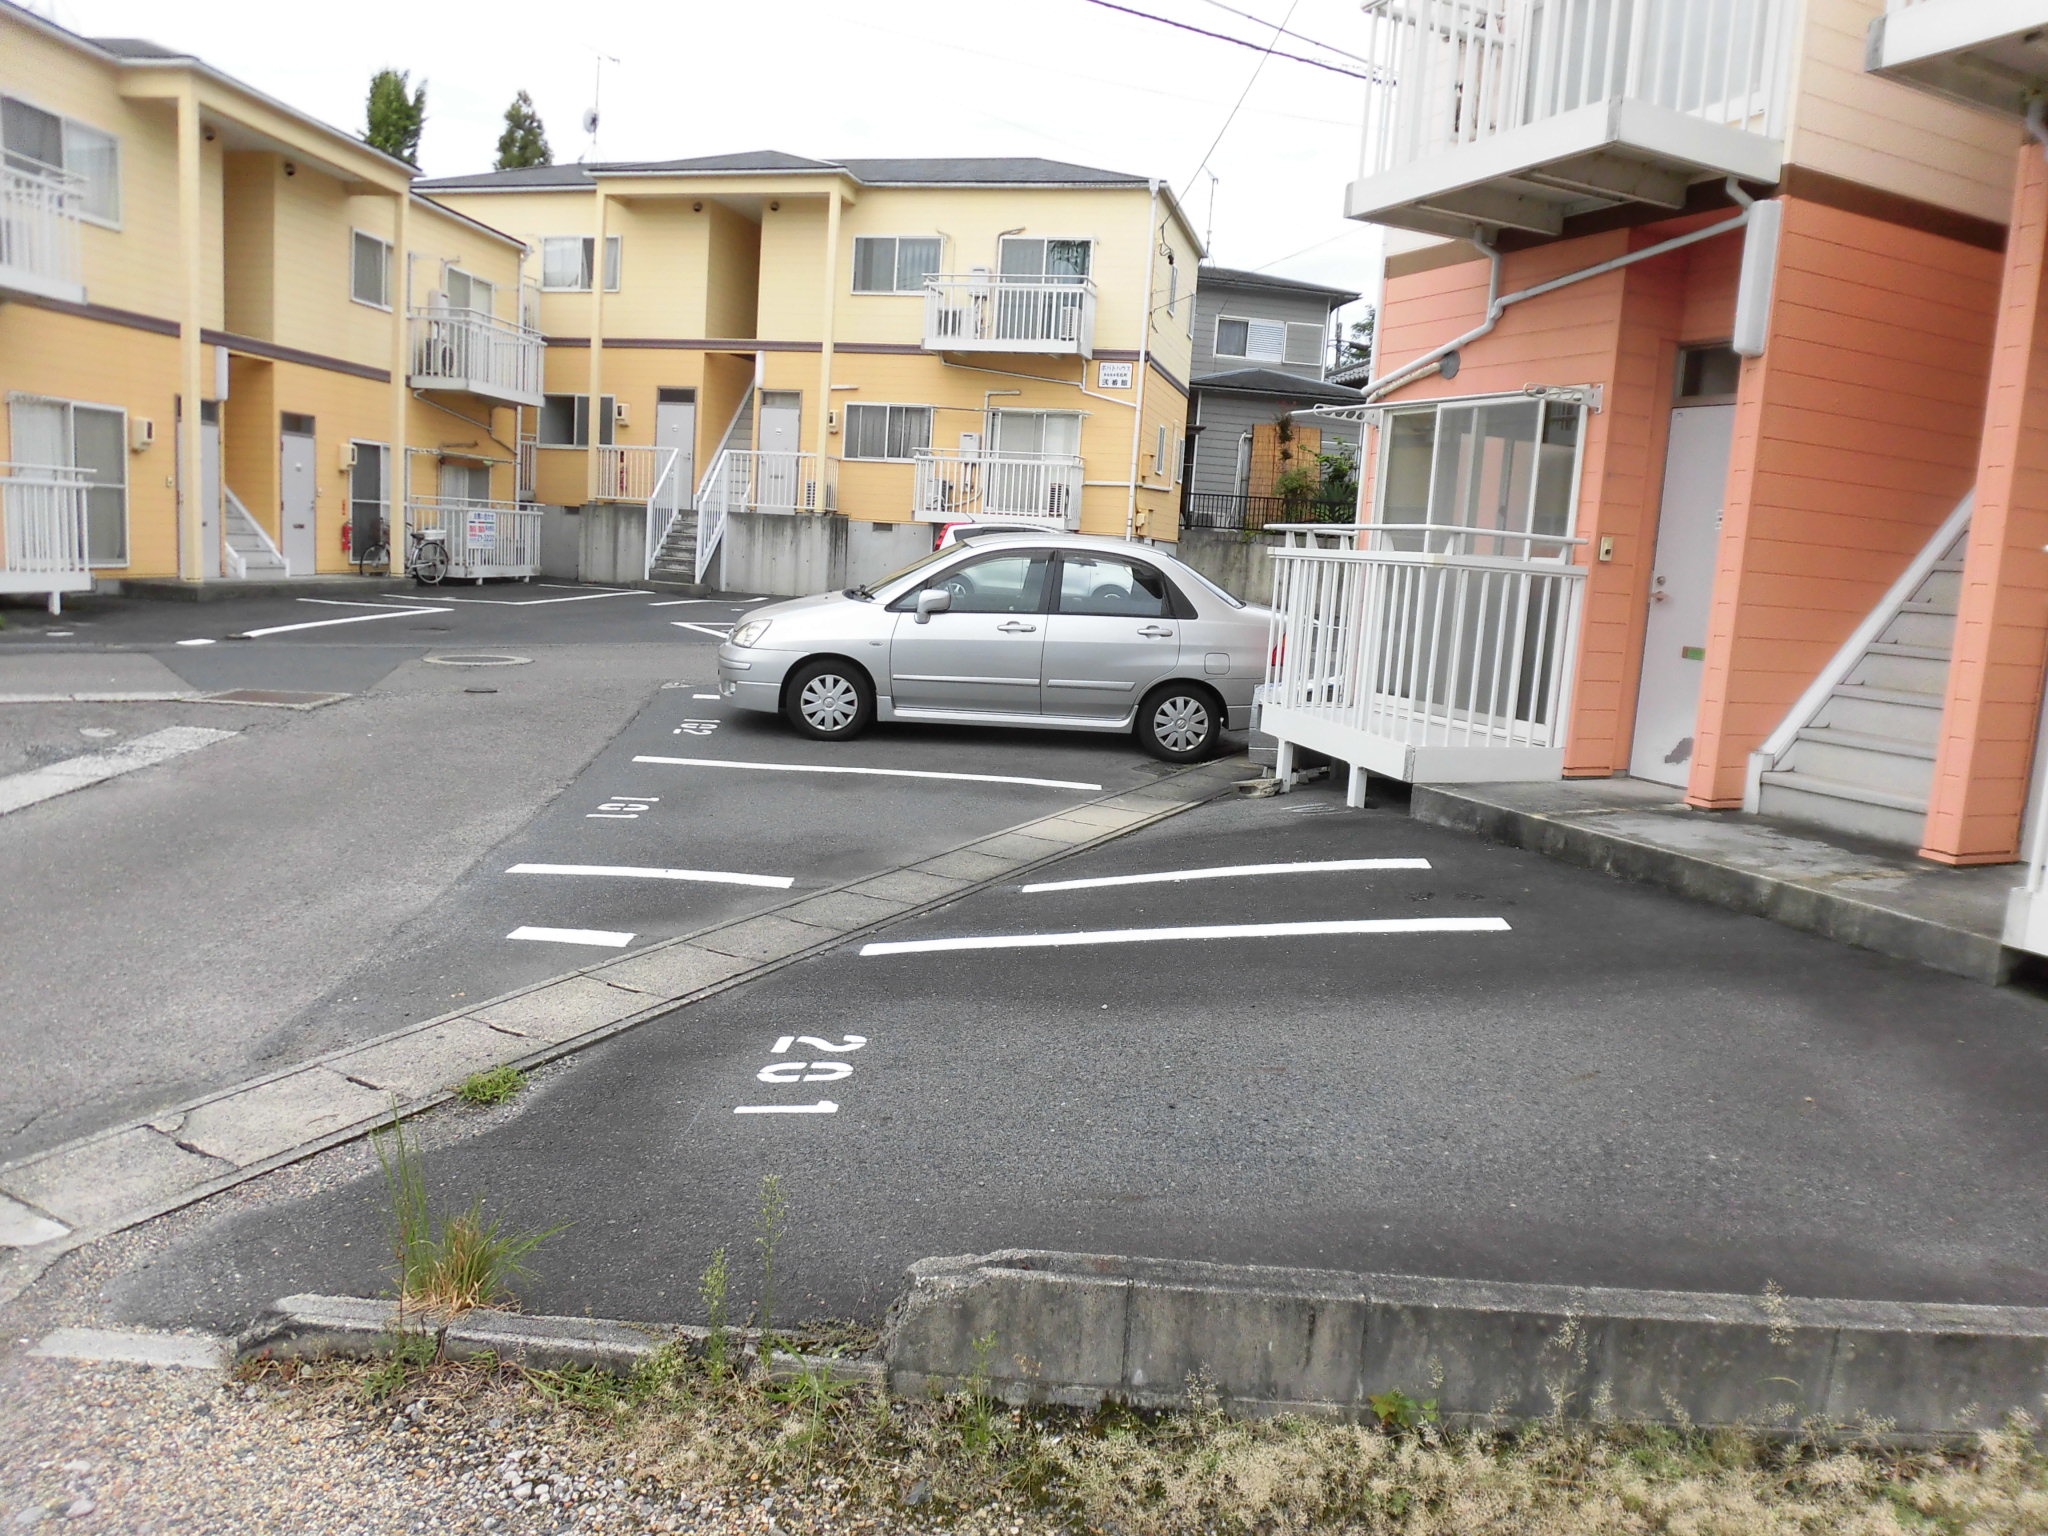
[1258,0,2048,950]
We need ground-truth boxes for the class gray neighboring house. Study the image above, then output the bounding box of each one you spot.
[1185,266,1365,528]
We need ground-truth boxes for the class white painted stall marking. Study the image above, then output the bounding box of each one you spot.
[648,599,734,608]
[634,755,1100,791]
[672,719,719,737]
[507,925,636,948]
[692,693,719,700]
[1021,858,1432,894]
[734,1101,838,1115]
[293,598,422,610]
[862,916,1510,957]
[175,638,217,647]
[670,622,736,640]
[237,607,451,638]
[506,862,794,890]
[586,794,658,820]
[386,590,638,606]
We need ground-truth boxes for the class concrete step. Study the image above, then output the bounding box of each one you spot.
[1885,607,1959,650]
[1819,685,1944,745]
[1756,771,1927,847]
[1848,645,1951,695]
[1781,726,1936,799]
[1918,569,1962,610]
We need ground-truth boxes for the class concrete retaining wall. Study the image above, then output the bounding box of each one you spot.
[715,512,929,598]
[883,1250,2048,1438]
[1172,528,1279,605]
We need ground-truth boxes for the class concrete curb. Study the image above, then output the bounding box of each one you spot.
[1410,783,2012,984]
[236,1293,884,1389]
[0,754,1249,1296]
[881,1250,2048,1442]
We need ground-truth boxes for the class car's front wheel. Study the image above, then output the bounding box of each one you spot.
[784,658,875,741]
[1136,682,1222,763]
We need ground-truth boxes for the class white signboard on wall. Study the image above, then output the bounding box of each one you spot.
[1096,361,1134,390]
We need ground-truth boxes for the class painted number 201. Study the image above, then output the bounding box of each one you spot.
[733,1035,866,1116]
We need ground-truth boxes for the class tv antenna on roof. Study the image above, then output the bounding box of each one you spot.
[582,51,619,161]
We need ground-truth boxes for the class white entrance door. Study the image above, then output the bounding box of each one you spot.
[281,428,317,574]
[1630,404,1735,787]
[656,390,696,508]
[199,402,222,578]
[757,390,802,510]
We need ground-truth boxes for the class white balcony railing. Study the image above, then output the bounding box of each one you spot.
[1868,0,2048,119]
[0,462,92,612]
[1354,0,1792,237]
[0,163,85,303]
[409,307,546,407]
[408,496,542,580]
[923,274,1097,356]
[590,444,681,505]
[1259,522,1587,783]
[912,449,1083,528]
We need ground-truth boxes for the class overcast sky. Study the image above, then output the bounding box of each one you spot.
[34,0,1381,333]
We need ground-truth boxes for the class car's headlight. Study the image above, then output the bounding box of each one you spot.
[730,620,772,648]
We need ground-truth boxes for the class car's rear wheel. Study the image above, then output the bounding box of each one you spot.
[784,658,875,741]
[1136,682,1221,763]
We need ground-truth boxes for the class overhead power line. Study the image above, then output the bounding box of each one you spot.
[1193,0,1375,66]
[1184,0,1304,194]
[1075,0,1375,80]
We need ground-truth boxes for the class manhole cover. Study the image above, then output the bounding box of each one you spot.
[422,653,532,667]
[197,689,350,710]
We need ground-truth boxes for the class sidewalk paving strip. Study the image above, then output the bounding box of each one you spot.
[30,1327,231,1371]
[0,752,1252,1301]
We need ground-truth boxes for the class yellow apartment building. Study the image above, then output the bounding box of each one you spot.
[420,152,1203,593]
[0,0,540,605]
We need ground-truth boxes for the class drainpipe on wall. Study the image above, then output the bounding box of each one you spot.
[390,196,412,542]
[1125,177,1161,541]
[175,85,205,582]
[817,187,842,506]
[587,182,609,504]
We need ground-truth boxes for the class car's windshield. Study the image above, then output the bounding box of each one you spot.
[846,545,956,601]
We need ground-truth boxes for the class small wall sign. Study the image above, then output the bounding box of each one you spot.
[1096,361,1134,390]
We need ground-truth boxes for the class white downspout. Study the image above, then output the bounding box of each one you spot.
[1125,177,1161,541]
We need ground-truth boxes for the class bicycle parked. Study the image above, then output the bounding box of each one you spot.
[350,522,448,584]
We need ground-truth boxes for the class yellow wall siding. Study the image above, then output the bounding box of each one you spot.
[1788,0,2018,224]
[221,355,277,535]
[222,154,277,338]
[756,199,830,340]
[427,189,602,338]
[704,202,760,338]
[602,199,708,336]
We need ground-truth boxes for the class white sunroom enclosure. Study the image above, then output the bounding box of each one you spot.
[1259,389,1593,793]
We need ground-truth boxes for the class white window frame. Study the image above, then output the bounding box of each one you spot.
[1370,391,1589,557]
[1214,315,1288,363]
[1154,423,1173,482]
[350,229,392,311]
[9,392,131,567]
[0,93,122,228]
[997,236,1093,283]
[850,235,944,295]
[444,266,495,318]
[540,235,622,293]
[989,408,1084,457]
[841,402,933,462]
[536,393,617,447]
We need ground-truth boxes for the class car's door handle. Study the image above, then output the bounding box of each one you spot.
[997,621,1037,633]
[1138,625,1175,638]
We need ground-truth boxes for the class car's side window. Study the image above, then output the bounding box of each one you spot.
[912,552,1050,615]
[1056,554,1174,618]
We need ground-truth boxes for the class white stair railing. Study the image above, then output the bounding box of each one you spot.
[223,486,289,578]
[642,450,688,581]
[591,444,678,504]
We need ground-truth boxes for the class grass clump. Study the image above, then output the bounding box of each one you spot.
[374,1111,564,1315]
[454,1063,528,1107]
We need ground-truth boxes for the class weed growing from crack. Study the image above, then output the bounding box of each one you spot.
[455,1063,527,1107]
[699,1246,732,1381]
[753,1173,787,1349]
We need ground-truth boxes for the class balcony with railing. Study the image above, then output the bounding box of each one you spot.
[407,496,543,581]
[408,306,546,408]
[1351,0,1793,239]
[0,163,85,304]
[922,274,1097,356]
[1867,0,2048,119]
[912,449,1083,528]
[0,463,92,612]
[1258,521,1588,783]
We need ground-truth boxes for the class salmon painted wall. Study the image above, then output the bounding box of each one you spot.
[1924,147,2048,865]
[1687,197,2001,807]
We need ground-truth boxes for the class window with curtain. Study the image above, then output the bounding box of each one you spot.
[851,236,943,294]
[541,235,622,291]
[998,237,1091,283]
[843,403,932,461]
[351,231,390,308]
[1,97,120,223]
[1216,316,1287,362]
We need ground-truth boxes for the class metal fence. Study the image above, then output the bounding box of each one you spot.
[0,462,92,611]
[408,496,542,580]
[913,450,1082,527]
[923,275,1097,355]
[1181,492,1354,532]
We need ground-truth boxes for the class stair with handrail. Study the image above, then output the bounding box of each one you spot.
[223,488,289,578]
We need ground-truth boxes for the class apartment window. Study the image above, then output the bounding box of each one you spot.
[1216,316,1287,362]
[541,235,622,292]
[1377,394,1584,552]
[842,403,932,461]
[444,267,495,317]
[1166,262,1177,318]
[999,237,1091,283]
[1155,424,1172,481]
[1285,322,1325,368]
[537,393,616,447]
[852,236,942,294]
[990,410,1082,458]
[348,442,389,556]
[8,395,128,564]
[351,231,391,309]
[1,96,120,225]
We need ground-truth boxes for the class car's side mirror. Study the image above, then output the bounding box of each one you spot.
[914,587,952,624]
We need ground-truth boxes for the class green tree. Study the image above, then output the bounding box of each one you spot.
[1335,310,1375,370]
[494,90,552,171]
[364,68,426,165]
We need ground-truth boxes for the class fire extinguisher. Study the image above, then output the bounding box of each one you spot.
[340,520,353,558]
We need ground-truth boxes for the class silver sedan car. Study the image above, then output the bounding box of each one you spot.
[715,532,1271,762]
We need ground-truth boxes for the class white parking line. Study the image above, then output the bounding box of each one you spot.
[506,925,637,947]
[861,916,1510,957]
[633,755,1101,791]
[175,638,217,647]
[507,862,794,889]
[648,599,735,608]
[692,693,719,700]
[382,590,638,606]
[670,622,735,640]
[734,1101,838,1115]
[236,607,452,638]
[1020,858,1433,893]
[293,597,422,609]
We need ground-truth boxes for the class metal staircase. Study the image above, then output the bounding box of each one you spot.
[1747,498,1970,847]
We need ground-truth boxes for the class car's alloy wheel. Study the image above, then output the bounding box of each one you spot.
[1137,685,1219,762]
[799,673,860,733]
